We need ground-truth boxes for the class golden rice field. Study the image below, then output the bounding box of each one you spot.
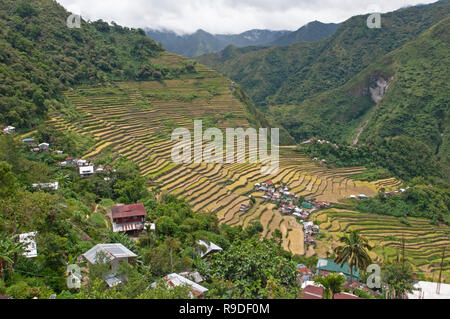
[51,52,399,257]
[310,209,450,280]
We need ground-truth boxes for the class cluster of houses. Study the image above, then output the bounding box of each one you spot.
[22,138,55,154]
[303,221,320,245]
[69,202,225,296]
[58,157,115,178]
[384,187,410,196]
[255,181,298,204]
[299,258,379,299]
[1,125,16,134]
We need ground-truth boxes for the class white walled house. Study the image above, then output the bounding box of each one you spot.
[78,165,95,177]
[19,232,38,258]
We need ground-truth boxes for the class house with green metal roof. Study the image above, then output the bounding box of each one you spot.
[301,202,313,209]
[315,258,360,282]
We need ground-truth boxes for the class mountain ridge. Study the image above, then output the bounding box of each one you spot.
[146,21,340,58]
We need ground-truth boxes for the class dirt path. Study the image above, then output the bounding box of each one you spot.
[353,119,369,145]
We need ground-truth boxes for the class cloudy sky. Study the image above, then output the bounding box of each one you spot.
[56,0,437,34]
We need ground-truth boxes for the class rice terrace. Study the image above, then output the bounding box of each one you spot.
[44,52,449,280]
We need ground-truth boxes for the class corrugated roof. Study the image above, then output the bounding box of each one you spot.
[197,240,223,258]
[316,258,360,279]
[165,273,209,295]
[82,243,137,264]
[111,203,146,219]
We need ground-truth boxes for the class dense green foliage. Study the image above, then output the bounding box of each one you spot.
[300,136,443,181]
[196,1,450,178]
[148,21,339,58]
[271,21,340,46]
[200,238,300,298]
[334,230,372,282]
[382,263,416,299]
[292,16,449,179]
[0,134,300,299]
[349,183,450,225]
[0,0,198,129]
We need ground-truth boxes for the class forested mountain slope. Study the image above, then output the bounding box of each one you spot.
[146,29,289,58]
[279,17,449,179]
[270,21,340,46]
[196,0,450,108]
[0,0,174,129]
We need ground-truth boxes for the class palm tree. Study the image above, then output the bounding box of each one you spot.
[335,230,372,282]
[314,274,346,299]
[0,234,26,280]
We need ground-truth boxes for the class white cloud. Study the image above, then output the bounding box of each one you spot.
[55,0,438,34]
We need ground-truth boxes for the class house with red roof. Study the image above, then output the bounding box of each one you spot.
[110,203,147,233]
[300,283,363,299]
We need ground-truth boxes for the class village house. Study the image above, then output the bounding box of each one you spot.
[144,222,156,231]
[110,203,147,233]
[81,243,137,287]
[38,143,50,152]
[261,180,274,188]
[65,157,76,167]
[300,281,362,299]
[19,232,38,258]
[32,182,59,191]
[179,271,204,284]
[407,281,450,299]
[316,258,360,282]
[196,240,223,258]
[1,126,15,134]
[301,201,313,210]
[239,203,251,212]
[303,222,319,235]
[152,273,209,298]
[22,138,35,146]
[296,264,313,284]
[78,165,95,177]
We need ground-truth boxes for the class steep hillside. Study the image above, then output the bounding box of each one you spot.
[146,28,289,58]
[270,21,340,46]
[0,0,185,129]
[275,17,449,179]
[46,52,391,256]
[196,0,450,108]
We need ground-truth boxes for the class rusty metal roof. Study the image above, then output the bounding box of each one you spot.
[111,203,147,219]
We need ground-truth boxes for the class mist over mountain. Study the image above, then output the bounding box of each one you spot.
[146,21,340,58]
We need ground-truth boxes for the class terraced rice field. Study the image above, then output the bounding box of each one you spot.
[311,209,450,280]
[52,52,388,257]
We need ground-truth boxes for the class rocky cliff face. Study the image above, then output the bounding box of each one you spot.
[369,76,393,103]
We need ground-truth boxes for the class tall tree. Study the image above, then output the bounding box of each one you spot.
[334,230,372,282]
[314,274,346,299]
[382,263,416,299]
[0,234,26,280]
